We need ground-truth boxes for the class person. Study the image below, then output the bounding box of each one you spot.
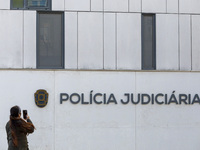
[5,106,35,150]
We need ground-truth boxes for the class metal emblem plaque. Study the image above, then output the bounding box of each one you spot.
[34,89,48,108]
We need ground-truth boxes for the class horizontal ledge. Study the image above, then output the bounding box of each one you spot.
[0,68,198,73]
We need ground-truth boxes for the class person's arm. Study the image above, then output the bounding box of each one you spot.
[27,118,32,124]
[25,116,35,133]
[21,116,35,134]
[5,122,11,144]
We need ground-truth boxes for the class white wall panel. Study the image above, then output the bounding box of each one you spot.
[142,0,166,13]
[1,71,200,149]
[24,11,36,69]
[137,127,200,150]
[117,13,141,70]
[0,0,9,9]
[0,71,55,150]
[55,71,136,150]
[180,0,200,14]
[129,0,141,12]
[91,0,103,11]
[104,13,116,70]
[65,12,78,69]
[167,0,178,13]
[156,14,179,70]
[65,0,90,11]
[52,0,64,10]
[0,10,23,68]
[136,72,200,150]
[179,15,191,71]
[56,122,135,150]
[104,0,128,12]
[192,15,200,71]
[78,12,103,69]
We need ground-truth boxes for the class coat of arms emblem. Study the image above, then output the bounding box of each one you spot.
[34,89,48,108]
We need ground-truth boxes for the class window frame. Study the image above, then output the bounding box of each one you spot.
[36,11,65,69]
[10,0,51,10]
[141,13,156,70]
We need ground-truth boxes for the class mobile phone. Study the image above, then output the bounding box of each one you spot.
[23,110,27,119]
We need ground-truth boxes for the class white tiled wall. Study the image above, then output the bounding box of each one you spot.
[0,0,9,9]
[156,14,179,70]
[1,1,200,150]
[0,10,23,68]
[135,72,200,150]
[52,0,65,10]
[91,0,103,11]
[129,0,141,12]
[0,71,55,150]
[65,0,90,11]
[24,11,36,69]
[180,0,200,14]
[104,13,116,69]
[0,0,200,71]
[192,15,200,71]
[78,12,103,69]
[117,13,141,70]
[142,0,166,13]
[1,71,200,149]
[167,0,178,13]
[55,71,136,150]
[104,0,129,12]
[65,12,78,69]
[179,15,191,71]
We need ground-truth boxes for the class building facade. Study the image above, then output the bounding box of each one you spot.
[0,0,200,149]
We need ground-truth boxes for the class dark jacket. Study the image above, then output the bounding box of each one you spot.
[6,119,34,150]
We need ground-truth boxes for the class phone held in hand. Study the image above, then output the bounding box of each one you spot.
[23,110,27,119]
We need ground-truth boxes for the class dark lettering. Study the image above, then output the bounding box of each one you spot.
[192,94,200,104]
[188,94,191,104]
[81,93,89,104]
[94,93,103,104]
[70,93,81,104]
[121,93,130,104]
[155,93,164,105]
[179,94,188,104]
[107,94,117,104]
[90,90,93,104]
[165,94,168,104]
[151,94,154,104]
[141,94,150,105]
[168,91,178,104]
[131,94,140,104]
[60,93,69,104]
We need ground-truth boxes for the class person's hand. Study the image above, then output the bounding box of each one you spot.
[26,115,30,120]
